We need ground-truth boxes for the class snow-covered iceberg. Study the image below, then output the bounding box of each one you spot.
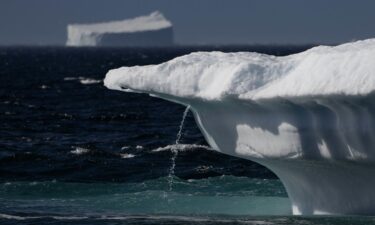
[66,11,173,47]
[104,39,375,215]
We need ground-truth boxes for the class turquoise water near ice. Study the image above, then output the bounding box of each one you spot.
[0,176,290,216]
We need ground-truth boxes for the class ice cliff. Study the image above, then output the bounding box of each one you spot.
[104,39,375,215]
[66,11,173,47]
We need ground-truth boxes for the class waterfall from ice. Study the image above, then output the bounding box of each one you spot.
[168,105,190,191]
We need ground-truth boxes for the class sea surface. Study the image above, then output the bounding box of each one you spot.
[1,45,374,224]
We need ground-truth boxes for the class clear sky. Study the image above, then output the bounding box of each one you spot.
[1,0,375,45]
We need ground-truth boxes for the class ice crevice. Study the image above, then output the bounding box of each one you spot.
[104,39,375,215]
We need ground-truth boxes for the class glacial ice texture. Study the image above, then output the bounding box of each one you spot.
[104,39,375,215]
[67,11,173,47]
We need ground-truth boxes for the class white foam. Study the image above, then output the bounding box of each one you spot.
[120,153,135,159]
[0,213,88,221]
[64,76,102,85]
[79,78,102,85]
[121,146,130,150]
[0,213,27,220]
[70,147,90,155]
[152,144,212,152]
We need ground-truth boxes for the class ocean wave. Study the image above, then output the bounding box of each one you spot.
[120,153,136,159]
[79,78,102,85]
[152,144,212,152]
[63,76,102,85]
[70,147,90,155]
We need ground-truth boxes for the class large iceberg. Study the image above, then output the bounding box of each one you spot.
[66,11,173,47]
[104,39,375,215]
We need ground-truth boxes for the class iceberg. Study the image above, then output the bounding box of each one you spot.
[66,11,173,47]
[104,39,375,215]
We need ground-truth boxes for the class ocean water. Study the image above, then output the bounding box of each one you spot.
[1,46,374,224]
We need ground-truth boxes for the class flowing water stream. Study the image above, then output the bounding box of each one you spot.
[168,105,191,191]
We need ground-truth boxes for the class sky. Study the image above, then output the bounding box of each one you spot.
[0,0,375,46]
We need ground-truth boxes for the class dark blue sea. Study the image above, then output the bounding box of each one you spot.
[1,46,373,224]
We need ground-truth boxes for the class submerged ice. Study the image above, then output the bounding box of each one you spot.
[104,39,375,215]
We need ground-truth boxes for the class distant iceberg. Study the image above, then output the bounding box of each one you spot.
[104,39,375,215]
[66,11,173,47]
